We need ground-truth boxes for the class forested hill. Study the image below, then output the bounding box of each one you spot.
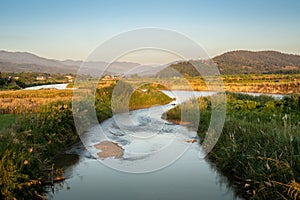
[157,50,300,77]
[214,50,300,74]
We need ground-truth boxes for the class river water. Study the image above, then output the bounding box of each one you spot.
[47,90,242,200]
[24,83,69,90]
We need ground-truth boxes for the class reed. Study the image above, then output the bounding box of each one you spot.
[165,93,300,199]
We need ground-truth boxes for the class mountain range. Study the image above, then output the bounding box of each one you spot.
[157,50,300,77]
[1,50,300,76]
[0,50,141,76]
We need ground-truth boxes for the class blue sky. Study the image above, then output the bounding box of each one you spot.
[1,0,299,61]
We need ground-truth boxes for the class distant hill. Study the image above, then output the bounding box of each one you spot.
[214,50,300,74]
[156,61,200,78]
[0,62,79,74]
[0,50,65,67]
[2,50,300,76]
[0,50,140,76]
[157,50,300,76]
[0,50,78,74]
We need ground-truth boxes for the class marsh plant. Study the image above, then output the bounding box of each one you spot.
[165,93,300,199]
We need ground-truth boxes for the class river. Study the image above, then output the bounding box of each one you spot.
[47,90,241,200]
[24,83,69,90]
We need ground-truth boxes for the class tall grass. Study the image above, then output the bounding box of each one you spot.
[0,89,73,114]
[165,93,300,199]
[0,114,16,130]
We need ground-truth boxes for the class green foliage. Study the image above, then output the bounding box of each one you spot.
[129,84,172,110]
[0,114,17,130]
[101,81,172,113]
[0,101,80,199]
[95,86,113,121]
[0,150,39,199]
[15,101,78,157]
[165,93,300,199]
[15,80,26,88]
[0,133,46,199]
[164,105,181,121]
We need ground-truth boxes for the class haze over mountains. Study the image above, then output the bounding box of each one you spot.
[0,50,141,76]
[1,50,300,76]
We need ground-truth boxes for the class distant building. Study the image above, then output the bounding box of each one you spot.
[101,75,120,81]
[101,75,111,81]
[65,75,74,82]
[36,76,46,81]
[65,75,73,80]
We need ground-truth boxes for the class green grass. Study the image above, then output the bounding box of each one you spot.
[165,93,300,199]
[100,81,172,114]
[0,114,17,130]
[129,85,172,110]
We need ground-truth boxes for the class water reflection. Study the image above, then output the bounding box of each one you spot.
[48,90,242,200]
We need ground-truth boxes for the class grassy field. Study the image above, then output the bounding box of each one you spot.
[165,93,300,199]
[126,74,300,94]
[0,89,74,114]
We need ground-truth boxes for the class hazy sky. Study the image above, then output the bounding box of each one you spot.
[1,0,300,62]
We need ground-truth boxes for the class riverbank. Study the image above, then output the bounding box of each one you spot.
[0,72,73,90]
[0,83,172,199]
[48,89,239,200]
[164,92,300,199]
[24,83,69,90]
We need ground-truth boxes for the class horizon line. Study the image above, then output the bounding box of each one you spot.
[1,48,300,64]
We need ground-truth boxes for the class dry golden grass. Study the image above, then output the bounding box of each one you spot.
[0,97,71,114]
[0,89,73,114]
[140,75,300,94]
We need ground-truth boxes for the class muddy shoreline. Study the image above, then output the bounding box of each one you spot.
[94,141,124,160]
